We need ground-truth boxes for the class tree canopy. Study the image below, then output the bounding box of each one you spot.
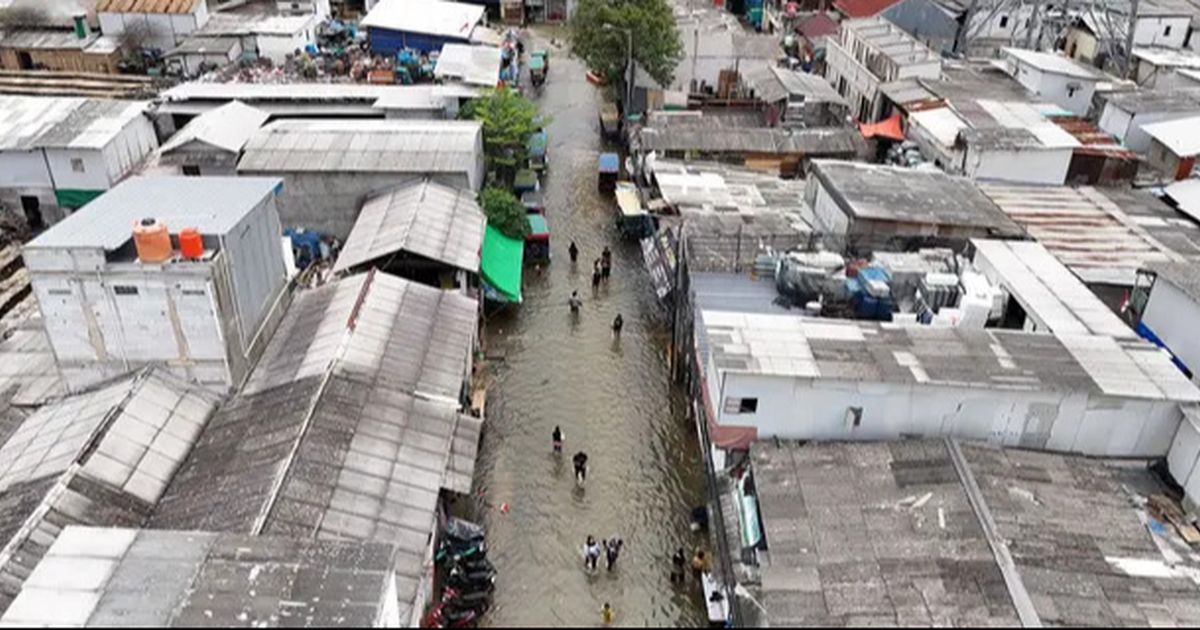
[569,0,683,88]
[479,187,530,241]
[461,87,542,181]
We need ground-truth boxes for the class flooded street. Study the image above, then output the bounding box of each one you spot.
[471,32,709,627]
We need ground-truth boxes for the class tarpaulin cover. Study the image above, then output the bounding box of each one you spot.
[526,213,549,241]
[54,189,104,209]
[858,113,905,141]
[481,224,523,302]
[599,152,620,173]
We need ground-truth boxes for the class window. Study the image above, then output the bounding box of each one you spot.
[999,16,1009,28]
[1165,25,1172,37]
[113,285,139,296]
[845,406,863,428]
[723,397,758,414]
[1067,86,1078,98]
[182,164,201,176]
[70,158,85,173]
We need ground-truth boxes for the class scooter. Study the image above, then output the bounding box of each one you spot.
[442,585,492,613]
[425,601,478,628]
[446,567,496,593]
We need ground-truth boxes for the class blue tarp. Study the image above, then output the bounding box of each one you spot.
[599,153,619,173]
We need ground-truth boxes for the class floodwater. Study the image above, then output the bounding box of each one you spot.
[471,32,709,627]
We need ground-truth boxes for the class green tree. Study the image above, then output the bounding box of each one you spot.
[461,87,541,183]
[479,187,530,240]
[569,0,683,88]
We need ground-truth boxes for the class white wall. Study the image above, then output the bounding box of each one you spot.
[1143,279,1200,378]
[714,370,1184,457]
[43,114,158,191]
[1099,103,1135,142]
[1134,15,1191,49]
[969,5,1035,41]
[967,146,1072,185]
[43,149,109,191]
[1125,110,1200,153]
[1168,412,1200,509]
[1011,60,1096,115]
[99,9,204,51]
[256,23,316,64]
[0,150,52,188]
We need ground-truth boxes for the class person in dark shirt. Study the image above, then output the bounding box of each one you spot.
[552,426,563,453]
[573,451,589,484]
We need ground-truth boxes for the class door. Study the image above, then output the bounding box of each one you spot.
[182,164,201,176]
[17,51,33,70]
[20,196,44,231]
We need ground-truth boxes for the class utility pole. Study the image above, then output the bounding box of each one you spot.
[1024,1,1042,50]
[1124,0,1140,79]
[954,0,980,54]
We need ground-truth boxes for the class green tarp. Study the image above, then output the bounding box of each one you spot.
[481,225,523,303]
[54,189,104,209]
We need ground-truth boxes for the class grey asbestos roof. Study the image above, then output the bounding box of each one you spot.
[0,526,396,627]
[752,439,1200,627]
[148,272,480,623]
[25,176,281,251]
[698,309,1200,402]
[809,160,1024,236]
[640,123,863,155]
[752,440,1019,626]
[238,119,481,174]
[742,66,849,106]
[334,180,485,275]
[0,369,220,612]
[1146,260,1200,303]
[1104,87,1200,115]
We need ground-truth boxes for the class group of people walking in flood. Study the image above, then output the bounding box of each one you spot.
[567,241,624,336]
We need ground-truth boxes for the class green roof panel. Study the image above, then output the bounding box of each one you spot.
[481,224,523,302]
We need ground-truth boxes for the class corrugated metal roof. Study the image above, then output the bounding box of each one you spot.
[163,81,465,102]
[237,119,481,174]
[1141,116,1200,156]
[149,272,479,623]
[972,239,1136,339]
[25,176,281,251]
[95,0,199,14]
[159,100,269,155]
[434,43,501,87]
[640,123,864,155]
[166,36,240,56]
[1104,87,1200,115]
[24,98,149,149]
[980,183,1189,286]
[361,0,483,39]
[1166,178,1200,223]
[372,84,479,109]
[334,180,485,275]
[0,28,98,50]
[0,526,396,627]
[699,308,1199,401]
[0,96,84,151]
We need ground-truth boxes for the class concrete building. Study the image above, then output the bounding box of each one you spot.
[905,100,1080,185]
[0,526,402,627]
[237,119,485,239]
[804,160,1025,251]
[833,0,959,55]
[156,101,270,176]
[163,35,243,77]
[192,12,320,64]
[96,0,211,52]
[23,177,290,394]
[1141,116,1200,180]
[333,179,485,293]
[0,369,220,614]
[1132,47,1200,88]
[744,439,1200,626]
[433,43,502,87]
[148,271,482,627]
[1130,261,1200,381]
[997,48,1101,116]
[1098,87,1200,152]
[361,0,485,54]
[694,307,1199,456]
[824,16,941,123]
[0,97,157,232]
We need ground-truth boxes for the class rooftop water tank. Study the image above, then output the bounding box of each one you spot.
[179,227,204,259]
[133,218,171,263]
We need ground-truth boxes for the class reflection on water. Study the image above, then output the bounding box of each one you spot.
[470,33,709,628]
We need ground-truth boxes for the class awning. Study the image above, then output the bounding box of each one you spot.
[858,113,905,141]
[481,224,523,303]
[54,189,104,209]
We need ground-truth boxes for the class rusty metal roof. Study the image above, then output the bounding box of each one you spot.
[95,0,199,14]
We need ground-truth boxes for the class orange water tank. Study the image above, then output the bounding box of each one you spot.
[179,227,204,259]
[132,218,172,263]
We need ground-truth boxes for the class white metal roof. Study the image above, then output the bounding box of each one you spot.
[1166,178,1200,223]
[971,239,1136,339]
[158,100,269,154]
[975,99,1080,149]
[910,106,968,146]
[1141,116,1200,156]
[361,0,484,40]
[237,119,481,174]
[333,179,485,274]
[1002,47,1101,80]
[0,96,80,151]
[162,81,430,101]
[371,84,480,109]
[434,43,501,87]
[1132,46,1200,69]
[25,176,281,251]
